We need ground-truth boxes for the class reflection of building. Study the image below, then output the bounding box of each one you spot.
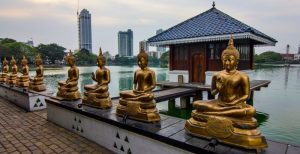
[156,29,166,52]
[119,77,133,90]
[78,9,92,53]
[148,3,277,84]
[118,29,133,57]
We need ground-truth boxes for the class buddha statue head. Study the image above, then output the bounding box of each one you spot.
[65,50,76,66]
[21,56,28,66]
[137,46,148,70]
[2,57,8,66]
[10,56,16,66]
[35,54,42,66]
[97,48,106,67]
[221,37,240,72]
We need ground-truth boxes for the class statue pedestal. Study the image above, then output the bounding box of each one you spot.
[116,98,160,123]
[0,83,52,111]
[185,111,268,151]
[82,94,112,109]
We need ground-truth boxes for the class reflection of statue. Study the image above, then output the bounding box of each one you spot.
[17,56,30,87]
[6,56,18,86]
[83,48,112,109]
[0,57,9,83]
[116,47,160,122]
[56,50,81,100]
[29,54,46,91]
[185,38,267,150]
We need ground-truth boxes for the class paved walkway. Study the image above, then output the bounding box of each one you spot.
[0,98,113,154]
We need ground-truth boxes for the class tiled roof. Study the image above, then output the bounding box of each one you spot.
[148,7,277,46]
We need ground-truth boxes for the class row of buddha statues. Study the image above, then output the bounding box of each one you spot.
[0,55,46,91]
[0,38,267,150]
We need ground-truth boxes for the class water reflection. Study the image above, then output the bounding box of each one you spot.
[37,65,300,145]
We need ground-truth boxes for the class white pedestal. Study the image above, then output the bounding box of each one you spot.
[169,70,189,83]
[47,100,192,154]
[0,84,51,111]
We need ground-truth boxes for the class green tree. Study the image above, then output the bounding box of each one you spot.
[36,43,66,64]
[74,48,97,65]
[0,40,37,63]
[159,51,169,67]
[254,51,282,63]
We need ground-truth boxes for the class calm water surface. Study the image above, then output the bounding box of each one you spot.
[31,65,300,145]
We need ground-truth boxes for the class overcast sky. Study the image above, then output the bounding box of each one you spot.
[0,0,299,55]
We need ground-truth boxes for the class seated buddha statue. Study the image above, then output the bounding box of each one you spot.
[0,57,9,83]
[29,54,46,91]
[6,56,18,86]
[82,48,112,109]
[116,47,160,122]
[17,56,30,88]
[56,50,81,100]
[185,38,267,150]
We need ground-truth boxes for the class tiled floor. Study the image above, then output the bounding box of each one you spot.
[0,98,113,154]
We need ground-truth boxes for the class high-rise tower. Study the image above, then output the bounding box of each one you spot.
[118,29,133,57]
[78,9,92,53]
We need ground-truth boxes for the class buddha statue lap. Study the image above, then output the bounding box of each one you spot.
[185,38,267,150]
[116,47,160,122]
[0,57,9,83]
[6,56,18,86]
[29,54,46,91]
[83,48,112,109]
[56,50,81,100]
[17,56,30,88]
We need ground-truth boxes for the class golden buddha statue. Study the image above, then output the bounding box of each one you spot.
[29,54,46,91]
[56,50,81,100]
[185,38,267,150]
[116,47,160,122]
[17,56,30,88]
[0,57,9,83]
[6,56,18,86]
[82,48,112,109]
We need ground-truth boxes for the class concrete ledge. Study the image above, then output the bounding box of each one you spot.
[0,84,50,111]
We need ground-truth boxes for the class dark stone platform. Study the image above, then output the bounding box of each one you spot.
[46,98,300,154]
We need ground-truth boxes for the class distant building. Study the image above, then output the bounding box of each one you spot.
[146,51,158,58]
[156,29,167,53]
[294,54,300,60]
[78,9,92,53]
[25,40,34,47]
[298,45,300,54]
[139,40,149,52]
[103,51,112,60]
[118,29,133,57]
[281,54,294,61]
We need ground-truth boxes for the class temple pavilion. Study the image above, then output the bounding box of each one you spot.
[147,3,277,84]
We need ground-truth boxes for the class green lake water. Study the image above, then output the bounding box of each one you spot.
[30,65,300,145]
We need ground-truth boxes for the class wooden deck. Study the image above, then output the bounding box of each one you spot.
[157,80,271,91]
[46,98,300,154]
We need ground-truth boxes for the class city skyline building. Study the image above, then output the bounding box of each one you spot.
[118,29,133,57]
[78,9,92,53]
[156,29,166,52]
[139,40,149,52]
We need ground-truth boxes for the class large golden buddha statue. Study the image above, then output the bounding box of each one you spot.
[185,38,267,150]
[6,56,18,86]
[116,47,160,122]
[17,56,30,88]
[56,50,81,100]
[83,48,112,109]
[29,54,46,91]
[0,57,9,83]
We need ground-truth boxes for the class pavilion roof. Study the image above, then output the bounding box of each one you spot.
[148,6,277,46]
